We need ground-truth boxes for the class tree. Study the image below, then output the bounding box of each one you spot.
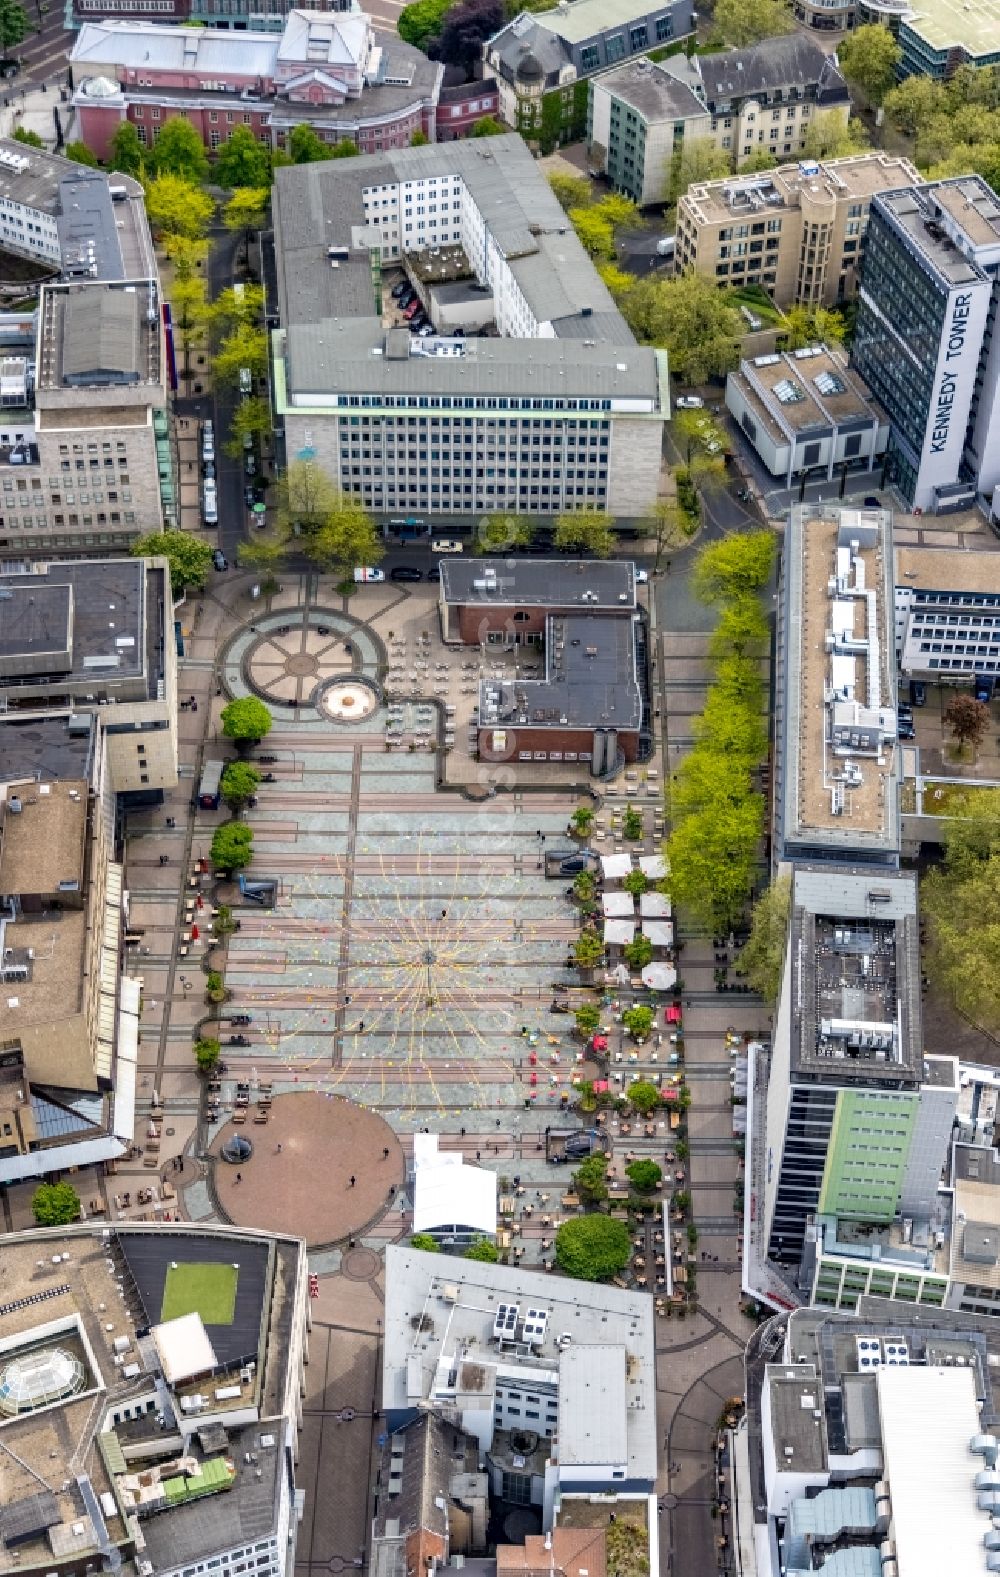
[922,789,1000,1031]
[472,116,506,137]
[711,0,793,46]
[575,1002,601,1036]
[209,283,265,335]
[145,174,214,239]
[668,138,731,206]
[555,1214,631,1280]
[171,273,208,378]
[221,760,262,809]
[945,694,990,755]
[623,868,648,897]
[12,126,43,149]
[410,1232,441,1251]
[738,876,791,1004]
[624,935,653,970]
[64,140,99,167]
[623,1004,653,1039]
[464,1236,500,1261]
[273,462,382,574]
[617,271,742,386]
[738,148,779,174]
[162,232,209,280]
[573,869,596,903]
[674,408,727,467]
[0,0,27,56]
[570,805,594,835]
[226,396,272,458]
[109,121,144,177]
[31,1181,81,1227]
[549,171,592,212]
[211,820,254,873]
[836,23,901,106]
[707,597,770,662]
[667,794,763,928]
[626,1159,662,1192]
[553,509,614,558]
[289,124,333,164]
[212,324,268,388]
[692,531,774,605]
[476,512,533,553]
[648,498,692,569]
[574,929,605,970]
[436,0,503,72]
[884,75,944,137]
[628,1080,661,1116]
[331,139,360,159]
[221,696,273,746]
[574,1153,610,1204]
[800,111,868,162]
[398,0,450,48]
[149,116,210,182]
[568,204,616,261]
[194,1037,222,1075]
[214,125,272,189]
[131,529,213,594]
[223,187,269,263]
[410,129,430,146]
[782,303,846,350]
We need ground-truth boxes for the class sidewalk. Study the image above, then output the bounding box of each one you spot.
[0,80,75,148]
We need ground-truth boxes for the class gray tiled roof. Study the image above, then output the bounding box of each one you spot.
[698,34,849,104]
[592,56,707,120]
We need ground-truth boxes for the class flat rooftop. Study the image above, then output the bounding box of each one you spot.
[479,612,642,733]
[895,544,1000,596]
[932,176,1000,250]
[766,1364,828,1472]
[680,151,921,227]
[786,866,922,1084]
[901,0,1000,59]
[951,1178,1000,1291]
[38,280,162,391]
[0,711,96,785]
[594,56,706,120]
[0,778,87,895]
[781,505,899,859]
[442,558,637,610]
[876,187,987,288]
[742,345,883,436]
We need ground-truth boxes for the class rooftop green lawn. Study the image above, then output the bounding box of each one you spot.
[161,1261,238,1326]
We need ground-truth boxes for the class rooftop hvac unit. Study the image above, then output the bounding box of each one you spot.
[494,1303,519,1340]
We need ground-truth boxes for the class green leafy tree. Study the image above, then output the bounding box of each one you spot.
[476,512,533,553]
[194,1037,222,1075]
[0,1,27,55]
[109,121,144,176]
[836,23,901,105]
[410,1232,441,1251]
[226,396,272,458]
[884,74,944,137]
[471,115,506,137]
[922,789,1000,1031]
[398,0,450,48]
[738,876,791,1005]
[573,869,596,903]
[623,806,644,840]
[220,760,262,809]
[738,148,779,173]
[568,203,616,261]
[212,324,268,387]
[575,1002,601,1036]
[626,1159,662,1192]
[211,820,254,873]
[782,303,846,349]
[574,929,605,970]
[131,529,212,594]
[617,271,742,386]
[221,696,273,746]
[555,1214,631,1280]
[162,232,209,279]
[223,187,269,262]
[170,272,208,378]
[31,1181,81,1227]
[800,111,868,162]
[549,171,593,211]
[571,805,594,835]
[668,137,731,205]
[707,597,770,662]
[205,969,226,1004]
[674,408,727,466]
[64,140,99,167]
[149,116,209,182]
[553,508,615,558]
[274,462,382,575]
[623,868,648,897]
[464,1236,499,1261]
[289,124,333,164]
[12,126,43,149]
[666,794,763,928]
[573,1152,610,1203]
[410,129,430,146]
[209,283,265,336]
[648,498,693,568]
[624,935,654,970]
[331,138,360,158]
[145,174,214,239]
[214,125,272,189]
[628,1079,661,1116]
[711,0,793,46]
[692,531,774,605]
[623,1004,653,1039]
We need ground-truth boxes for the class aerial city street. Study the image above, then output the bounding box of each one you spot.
[0,2,999,1576]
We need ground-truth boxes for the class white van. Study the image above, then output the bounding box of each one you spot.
[203,480,218,525]
[656,234,676,258]
[353,566,385,583]
[239,368,252,395]
[201,420,215,465]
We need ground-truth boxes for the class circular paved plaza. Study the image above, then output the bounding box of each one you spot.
[247,619,361,709]
[210,1091,404,1246]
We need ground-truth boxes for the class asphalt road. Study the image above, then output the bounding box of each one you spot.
[8,2,72,93]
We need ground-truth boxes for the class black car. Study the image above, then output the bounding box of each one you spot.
[390,565,423,582]
[911,681,927,707]
[898,724,915,740]
[398,291,416,309]
[426,562,441,581]
[864,495,880,508]
[409,318,428,334]
[391,280,410,299]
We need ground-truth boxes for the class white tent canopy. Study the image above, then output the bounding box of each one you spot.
[639,854,668,881]
[604,918,636,945]
[640,891,671,918]
[413,1135,497,1238]
[601,852,633,882]
[602,892,634,917]
[152,1313,218,1385]
[641,962,677,991]
[642,920,674,949]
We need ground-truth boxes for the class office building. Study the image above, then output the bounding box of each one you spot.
[774,504,901,868]
[372,1413,489,1577]
[851,176,1000,515]
[591,38,852,209]
[483,0,693,146]
[0,1220,308,1577]
[749,866,956,1282]
[0,711,140,1181]
[271,136,670,521]
[71,11,447,162]
[0,137,153,279]
[726,344,888,485]
[737,1301,1000,1577]
[894,543,1000,687]
[68,0,352,32]
[0,556,178,795]
[382,1245,658,1530]
[673,152,922,307]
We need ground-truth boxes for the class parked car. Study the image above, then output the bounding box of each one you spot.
[431,539,463,553]
[911,681,927,706]
[656,235,676,258]
[864,495,880,508]
[391,280,411,299]
[898,723,915,740]
[245,454,256,476]
[417,323,435,337]
[353,566,386,583]
[675,396,704,409]
[426,562,441,581]
[390,565,423,582]
[635,568,649,584]
[403,300,422,320]
[202,481,218,525]
[212,549,227,571]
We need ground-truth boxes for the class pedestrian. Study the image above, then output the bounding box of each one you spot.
[349,1174,356,1188]
[476,1150,481,1161]
[460,1127,466,1137]
[358,1020,365,1033]
[382,1146,390,1159]
[235,1172,242,1184]
[495,1118,501,1128]
[276,1142,283,1154]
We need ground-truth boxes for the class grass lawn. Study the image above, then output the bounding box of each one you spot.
[161,1261,238,1325]
[923,781,988,817]
[725,285,784,327]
